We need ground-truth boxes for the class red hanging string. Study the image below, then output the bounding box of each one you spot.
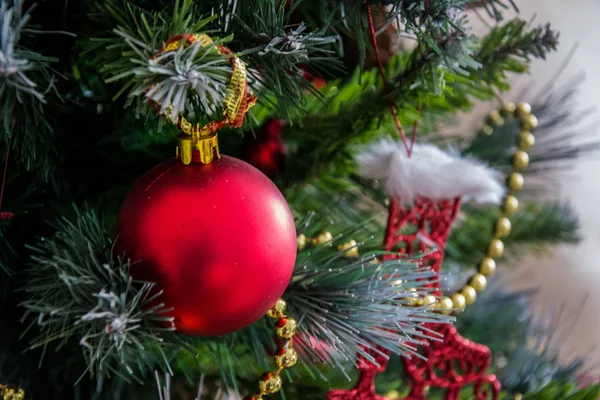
[0,136,12,221]
[365,1,413,157]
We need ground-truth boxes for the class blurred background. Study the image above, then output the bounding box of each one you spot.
[468,0,600,374]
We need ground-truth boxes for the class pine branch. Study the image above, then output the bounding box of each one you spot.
[445,202,579,266]
[458,286,590,396]
[154,372,225,400]
[463,72,598,193]
[85,0,231,122]
[17,203,453,394]
[21,207,180,382]
[229,1,341,119]
[287,234,452,379]
[280,17,558,185]
[281,26,479,184]
[523,383,600,400]
[466,0,518,21]
[0,0,62,186]
[86,0,341,124]
[0,220,16,275]
[472,19,558,91]
[297,0,468,72]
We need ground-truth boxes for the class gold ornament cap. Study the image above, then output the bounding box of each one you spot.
[153,33,255,166]
[176,133,220,165]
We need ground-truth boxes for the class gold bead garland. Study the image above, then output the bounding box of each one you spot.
[0,385,25,400]
[297,103,536,315]
[245,298,298,400]
[450,102,535,313]
[296,233,444,313]
[297,104,535,315]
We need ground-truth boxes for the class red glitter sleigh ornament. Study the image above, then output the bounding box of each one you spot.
[327,141,504,400]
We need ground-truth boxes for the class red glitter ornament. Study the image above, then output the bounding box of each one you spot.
[327,197,500,400]
[114,155,297,336]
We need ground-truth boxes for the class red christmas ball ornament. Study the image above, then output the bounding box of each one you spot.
[242,119,287,178]
[114,155,297,336]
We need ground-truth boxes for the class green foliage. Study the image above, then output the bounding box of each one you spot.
[297,0,468,71]
[524,382,600,400]
[86,1,231,122]
[473,19,558,91]
[0,0,594,398]
[446,202,578,266]
[467,0,519,21]
[0,0,62,186]
[0,219,16,275]
[21,208,179,382]
[228,0,341,119]
[85,0,340,124]
[281,17,559,185]
[458,288,588,396]
[288,229,452,379]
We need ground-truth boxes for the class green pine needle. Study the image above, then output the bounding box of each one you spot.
[21,207,179,382]
[0,0,62,186]
[86,0,230,123]
[281,17,559,185]
[287,235,453,379]
[445,202,579,266]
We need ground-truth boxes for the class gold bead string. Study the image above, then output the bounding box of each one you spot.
[447,102,536,314]
[0,384,25,400]
[244,299,298,400]
[297,232,361,258]
[298,102,536,315]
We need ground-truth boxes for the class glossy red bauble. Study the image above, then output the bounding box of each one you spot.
[114,155,297,336]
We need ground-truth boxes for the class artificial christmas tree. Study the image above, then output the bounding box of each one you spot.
[1,0,599,399]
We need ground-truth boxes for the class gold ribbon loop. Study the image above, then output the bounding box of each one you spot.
[151,33,256,164]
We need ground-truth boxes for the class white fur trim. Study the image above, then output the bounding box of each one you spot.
[355,139,504,203]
